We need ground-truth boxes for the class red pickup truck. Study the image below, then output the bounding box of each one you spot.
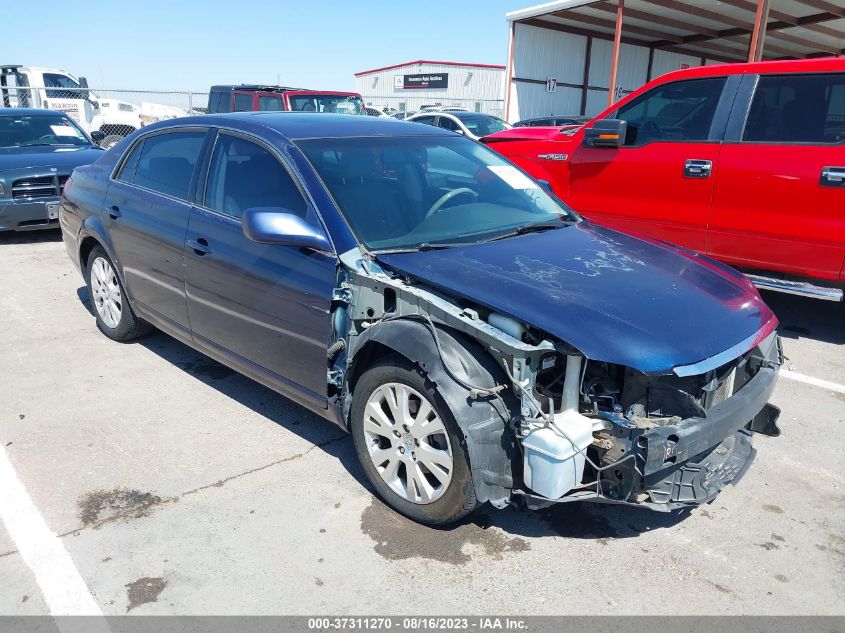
[483,59,845,301]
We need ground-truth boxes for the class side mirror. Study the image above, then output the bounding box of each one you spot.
[242,208,331,251]
[583,119,627,148]
[79,77,89,89]
[452,127,465,135]
[90,130,106,143]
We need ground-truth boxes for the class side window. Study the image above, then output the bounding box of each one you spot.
[258,96,283,111]
[233,93,253,112]
[43,73,81,99]
[204,134,308,220]
[743,73,845,144]
[133,131,206,200]
[616,77,726,146]
[413,116,436,126]
[116,139,145,184]
[437,117,459,131]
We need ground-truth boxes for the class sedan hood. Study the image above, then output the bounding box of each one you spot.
[0,146,104,172]
[377,222,777,374]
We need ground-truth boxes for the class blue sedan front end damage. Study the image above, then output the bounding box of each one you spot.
[334,222,781,513]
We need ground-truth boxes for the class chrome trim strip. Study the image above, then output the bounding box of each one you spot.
[672,325,778,378]
[746,274,843,302]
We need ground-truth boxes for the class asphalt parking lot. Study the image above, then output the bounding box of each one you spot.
[0,230,843,616]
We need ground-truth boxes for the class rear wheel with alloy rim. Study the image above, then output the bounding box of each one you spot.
[85,245,152,341]
[351,357,478,525]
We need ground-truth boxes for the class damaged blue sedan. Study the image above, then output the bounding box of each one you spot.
[60,113,781,525]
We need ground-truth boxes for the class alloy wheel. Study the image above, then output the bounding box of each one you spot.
[362,382,454,504]
[90,256,122,329]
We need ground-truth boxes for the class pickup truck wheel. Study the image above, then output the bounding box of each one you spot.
[351,357,479,525]
[99,134,124,149]
[86,246,152,341]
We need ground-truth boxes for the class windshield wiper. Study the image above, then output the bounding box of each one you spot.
[374,241,478,254]
[482,219,572,243]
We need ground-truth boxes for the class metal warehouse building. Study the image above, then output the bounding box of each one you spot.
[505,0,845,122]
[354,60,506,116]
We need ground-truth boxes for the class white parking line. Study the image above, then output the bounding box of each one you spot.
[780,369,845,395]
[0,446,103,616]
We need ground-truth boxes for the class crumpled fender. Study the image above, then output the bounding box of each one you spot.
[350,318,519,507]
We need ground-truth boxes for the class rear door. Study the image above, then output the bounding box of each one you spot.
[184,130,336,402]
[708,71,845,282]
[105,128,209,331]
[566,76,735,252]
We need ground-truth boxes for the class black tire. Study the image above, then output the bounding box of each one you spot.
[85,246,152,341]
[351,356,479,526]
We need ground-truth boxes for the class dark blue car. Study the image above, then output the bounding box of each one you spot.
[60,113,781,525]
[0,108,104,232]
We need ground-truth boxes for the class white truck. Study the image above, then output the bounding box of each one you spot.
[1,65,190,148]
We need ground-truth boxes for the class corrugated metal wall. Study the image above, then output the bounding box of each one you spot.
[507,22,718,123]
[355,62,505,117]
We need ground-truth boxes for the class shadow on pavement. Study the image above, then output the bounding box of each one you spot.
[761,290,845,346]
[0,228,62,245]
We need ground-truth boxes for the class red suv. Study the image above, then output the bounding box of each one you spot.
[484,59,845,301]
[207,85,366,115]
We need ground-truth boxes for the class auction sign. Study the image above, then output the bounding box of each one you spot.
[398,73,449,89]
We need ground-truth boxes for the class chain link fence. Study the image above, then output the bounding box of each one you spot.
[1,87,209,147]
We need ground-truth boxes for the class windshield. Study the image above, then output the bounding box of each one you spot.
[454,114,510,137]
[289,94,365,115]
[0,113,91,148]
[296,135,576,251]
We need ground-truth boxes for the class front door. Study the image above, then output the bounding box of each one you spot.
[104,128,209,331]
[567,76,730,252]
[184,131,336,400]
[708,71,845,281]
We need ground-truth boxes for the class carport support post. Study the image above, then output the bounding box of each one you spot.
[748,0,770,62]
[607,0,624,107]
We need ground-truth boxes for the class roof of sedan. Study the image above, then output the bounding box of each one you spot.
[157,112,455,140]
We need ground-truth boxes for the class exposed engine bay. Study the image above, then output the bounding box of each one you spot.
[328,249,782,512]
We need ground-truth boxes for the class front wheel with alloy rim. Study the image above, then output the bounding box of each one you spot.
[86,246,152,341]
[351,357,479,525]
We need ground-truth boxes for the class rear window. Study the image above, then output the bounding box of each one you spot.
[127,131,206,200]
[743,73,845,144]
[208,90,231,114]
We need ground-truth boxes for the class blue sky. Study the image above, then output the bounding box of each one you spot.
[3,0,524,92]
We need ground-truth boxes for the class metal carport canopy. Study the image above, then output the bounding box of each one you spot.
[505,0,845,109]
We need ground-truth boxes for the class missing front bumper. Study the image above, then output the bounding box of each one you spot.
[516,363,780,512]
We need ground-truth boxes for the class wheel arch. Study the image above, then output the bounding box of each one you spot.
[77,220,126,289]
[346,318,519,507]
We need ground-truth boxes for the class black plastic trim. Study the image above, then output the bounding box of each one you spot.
[640,364,778,476]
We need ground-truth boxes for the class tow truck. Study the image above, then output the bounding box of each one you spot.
[1,65,190,148]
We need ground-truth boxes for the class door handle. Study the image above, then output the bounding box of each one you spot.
[108,205,121,219]
[187,237,211,256]
[684,159,712,179]
[821,166,845,188]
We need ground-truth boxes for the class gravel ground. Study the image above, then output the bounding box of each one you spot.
[0,230,843,616]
